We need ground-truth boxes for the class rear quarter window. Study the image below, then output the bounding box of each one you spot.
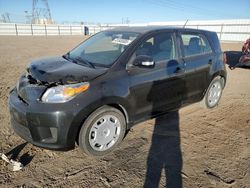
[181,33,212,57]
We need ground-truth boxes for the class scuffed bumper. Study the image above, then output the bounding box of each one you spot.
[9,88,79,151]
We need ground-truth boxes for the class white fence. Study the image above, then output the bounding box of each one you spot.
[147,19,250,42]
[0,23,86,36]
[1,19,250,42]
[87,19,250,42]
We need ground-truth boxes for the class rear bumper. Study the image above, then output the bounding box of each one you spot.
[238,60,250,67]
[9,88,80,151]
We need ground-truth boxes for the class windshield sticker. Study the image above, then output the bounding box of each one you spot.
[112,38,132,46]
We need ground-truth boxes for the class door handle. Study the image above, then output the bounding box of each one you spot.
[175,67,185,74]
[208,59,213,65]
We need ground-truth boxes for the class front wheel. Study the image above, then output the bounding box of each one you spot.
[78,106,126,156]
[201,76,224,109]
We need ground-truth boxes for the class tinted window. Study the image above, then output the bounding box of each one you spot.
[135,32,176,63]
[181,33,212,57]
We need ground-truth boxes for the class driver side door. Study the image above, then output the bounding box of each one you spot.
[127,31,186,122]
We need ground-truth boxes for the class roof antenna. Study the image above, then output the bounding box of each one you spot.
[183,19,189,28]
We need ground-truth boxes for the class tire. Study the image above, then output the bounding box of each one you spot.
[78,105,126,156]
[201,76,224,109]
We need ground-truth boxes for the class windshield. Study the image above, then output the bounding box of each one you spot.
[68,31,140,67]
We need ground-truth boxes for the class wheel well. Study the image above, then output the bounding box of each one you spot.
[75,103,129,145]
[220,76,226,88]
[107,103,129,126]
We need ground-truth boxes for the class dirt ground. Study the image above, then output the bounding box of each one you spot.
[0,36,249,188]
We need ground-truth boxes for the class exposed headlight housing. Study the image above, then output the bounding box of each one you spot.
[41,82,90,103]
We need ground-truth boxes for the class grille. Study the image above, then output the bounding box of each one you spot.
[16,75,46,103]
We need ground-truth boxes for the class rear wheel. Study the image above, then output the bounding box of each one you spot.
[78,106,126,156]
[201,76,224,109]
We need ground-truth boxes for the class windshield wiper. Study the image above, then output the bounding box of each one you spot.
[62,52,72,61]
[62,53,69,60]
[63,53,95,69]
[74,56,95,69]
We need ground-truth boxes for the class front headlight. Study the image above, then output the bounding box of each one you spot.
[41,82,90,103]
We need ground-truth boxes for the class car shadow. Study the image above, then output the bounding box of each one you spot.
[144,111,182,188]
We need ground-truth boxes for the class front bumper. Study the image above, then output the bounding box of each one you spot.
[9,88,80,150]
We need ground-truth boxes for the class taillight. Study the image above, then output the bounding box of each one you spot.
[223,52,227,64]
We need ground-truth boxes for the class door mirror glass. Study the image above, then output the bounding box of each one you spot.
[133,55,155,68]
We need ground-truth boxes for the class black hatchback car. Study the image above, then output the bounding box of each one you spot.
[9,27,226,156]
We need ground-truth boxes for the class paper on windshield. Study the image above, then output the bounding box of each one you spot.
[112,38,132,46]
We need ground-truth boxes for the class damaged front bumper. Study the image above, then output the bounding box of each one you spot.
[9,88,79,151]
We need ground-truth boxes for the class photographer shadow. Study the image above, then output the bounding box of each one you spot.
[144,59,185,187]
[144,111,182,188]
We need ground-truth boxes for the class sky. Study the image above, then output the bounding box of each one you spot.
[0,0,249,24]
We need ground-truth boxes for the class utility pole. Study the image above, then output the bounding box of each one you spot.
[125,17,130,24]
[32,0,53,24]
[24,11,32,24]
[1,13,11,23]
[121,17,130,24]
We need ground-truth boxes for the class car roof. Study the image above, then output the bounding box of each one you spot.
[108,26,211,34]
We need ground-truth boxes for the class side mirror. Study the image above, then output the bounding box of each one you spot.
[133,55,155,68]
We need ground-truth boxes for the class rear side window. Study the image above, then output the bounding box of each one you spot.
[135,32,177,63]
[181,33,212,57]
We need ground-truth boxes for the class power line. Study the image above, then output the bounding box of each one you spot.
[165,0,242,18]
[144,0,241,19]
[144,0,208,17]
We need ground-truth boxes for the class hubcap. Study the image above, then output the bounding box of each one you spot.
[207,81,222,107]
[89,115,121,151]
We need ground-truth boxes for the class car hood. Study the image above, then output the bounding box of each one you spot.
[27,56,108,84]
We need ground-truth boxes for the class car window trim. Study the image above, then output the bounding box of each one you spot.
[182,50,213,59]
[182,51,214,60]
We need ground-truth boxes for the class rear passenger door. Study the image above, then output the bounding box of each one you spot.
[179,32,214,104]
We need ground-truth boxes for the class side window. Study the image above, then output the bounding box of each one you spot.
[135,32,176,63]
[181,33,212,57]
